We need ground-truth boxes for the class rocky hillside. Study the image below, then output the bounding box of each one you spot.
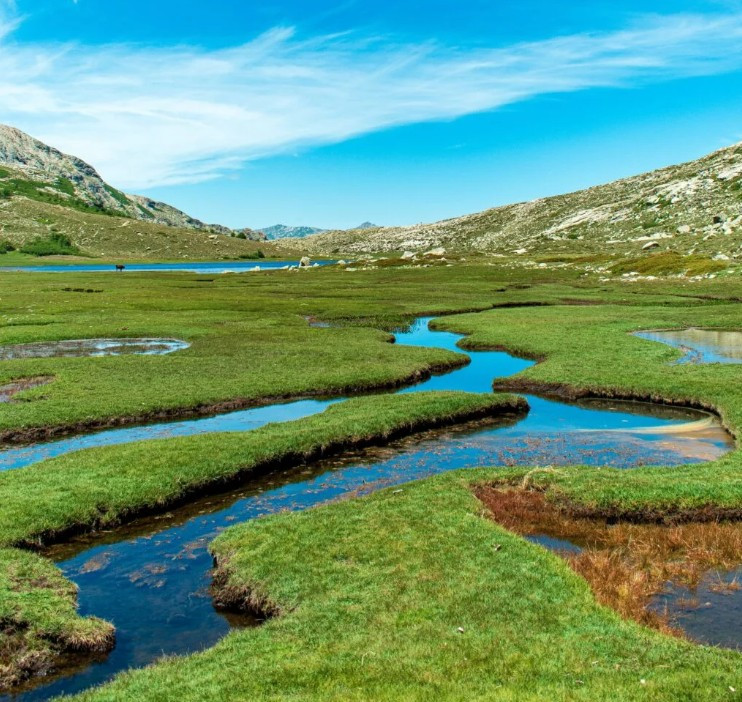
[279,142,742,260]
[0,124,264,240]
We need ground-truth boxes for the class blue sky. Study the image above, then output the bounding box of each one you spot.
[1,1,742,229]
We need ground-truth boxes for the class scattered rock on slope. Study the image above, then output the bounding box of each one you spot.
[275,141,742,258]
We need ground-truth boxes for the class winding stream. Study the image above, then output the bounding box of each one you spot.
[4,317,734,699]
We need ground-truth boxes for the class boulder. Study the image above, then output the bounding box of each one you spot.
[299,256,311,267]
[642,241,660,251]
[424,247,446,256]
[401,251,416,260]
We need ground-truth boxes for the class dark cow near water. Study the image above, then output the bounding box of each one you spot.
[115,264,125,272]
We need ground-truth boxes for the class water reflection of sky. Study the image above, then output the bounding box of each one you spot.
[0,338,189,361]
[636,328,742,364]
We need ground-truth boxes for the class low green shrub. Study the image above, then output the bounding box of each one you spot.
[19,233,80,257]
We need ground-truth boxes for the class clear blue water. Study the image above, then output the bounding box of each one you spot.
[524,528,741,651]
[0,260,335,274]
[635,329,742,365]
[4,316,733,700]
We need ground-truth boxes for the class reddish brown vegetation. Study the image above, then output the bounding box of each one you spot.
[475,486,742,638]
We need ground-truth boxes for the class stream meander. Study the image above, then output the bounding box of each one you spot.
[3,317,735,699]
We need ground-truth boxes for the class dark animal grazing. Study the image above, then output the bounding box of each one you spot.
[115,264,125,272]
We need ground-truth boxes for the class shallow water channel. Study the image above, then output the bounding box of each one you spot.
[4,317,735,699]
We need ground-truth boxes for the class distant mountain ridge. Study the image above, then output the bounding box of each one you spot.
[259,224,327,240]
[259,221,379,239]
[0,124,264,240]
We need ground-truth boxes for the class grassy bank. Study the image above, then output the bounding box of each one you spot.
[0,391,522,690]
[69,468,741,702]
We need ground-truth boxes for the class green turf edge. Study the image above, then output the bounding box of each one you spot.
[0,391,523,691]
[0,549,113,690]
[70,468,741,702]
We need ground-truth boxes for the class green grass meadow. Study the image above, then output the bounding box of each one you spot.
[0,262,741,699]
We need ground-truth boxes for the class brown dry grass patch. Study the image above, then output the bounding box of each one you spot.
[475,486,742,638]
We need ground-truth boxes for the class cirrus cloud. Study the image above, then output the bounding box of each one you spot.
[1,12,742,189]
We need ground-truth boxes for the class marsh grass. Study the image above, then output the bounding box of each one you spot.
[611,252,727,277]
[476,487,742,638]
[0,265,737,438]
[0,548,114,691]
[1,265,742,697]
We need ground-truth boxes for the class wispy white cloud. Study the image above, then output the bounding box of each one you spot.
[0,0,20,38]
[1,12,742,189]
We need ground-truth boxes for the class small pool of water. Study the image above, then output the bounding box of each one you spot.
[526,534,583,554]
[4,315,735,700]
[0,260,336,274]
[0,377,51,403]
[635,328,742,364]
[531,530,742,650]
[650,568,742,649]
[0,338,189,360]
[528,531,742,650]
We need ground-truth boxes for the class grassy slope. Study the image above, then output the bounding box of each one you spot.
[0,264,734,436]
[0,197,276,260]
[0,392,520,689]
[74,471,741,702]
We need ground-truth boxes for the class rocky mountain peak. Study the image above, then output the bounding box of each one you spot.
[0,124,264,239]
